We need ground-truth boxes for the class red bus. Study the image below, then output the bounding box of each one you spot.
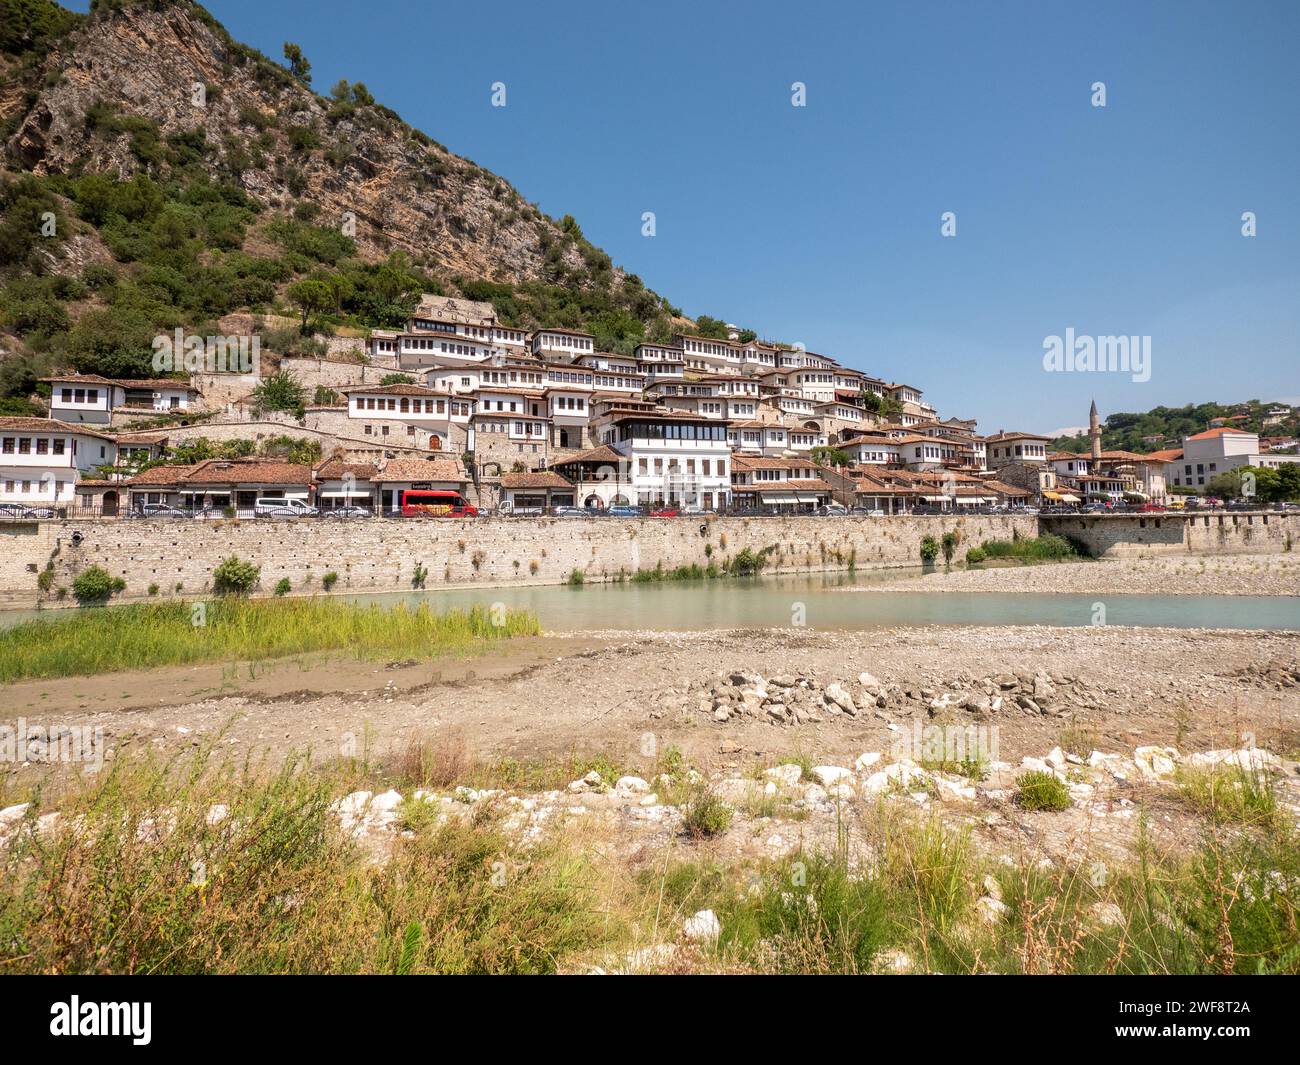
[400,490,479,518]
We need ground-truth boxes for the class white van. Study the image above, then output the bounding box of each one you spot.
[253,497,318,518]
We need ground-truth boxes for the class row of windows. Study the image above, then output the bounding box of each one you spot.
[534,334,593,351]
[635,457,728,476]
[58,388,103,404]
[612,422,730,442]
[355,397,446,414]
[2,436,69,455]
[4,479,66,494]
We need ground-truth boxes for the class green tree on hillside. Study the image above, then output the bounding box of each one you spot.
[283,42,311,84]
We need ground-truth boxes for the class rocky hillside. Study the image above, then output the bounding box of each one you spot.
[5,0,630,288]
[0,0,694,405]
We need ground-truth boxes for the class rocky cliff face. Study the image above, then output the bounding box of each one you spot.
[2,1,609,288]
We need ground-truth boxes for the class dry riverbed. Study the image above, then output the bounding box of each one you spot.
[5,623,1299,974]
[864,553,1300,596]
[6,624,1298,782]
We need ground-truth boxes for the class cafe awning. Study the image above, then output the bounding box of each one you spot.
[1058,492,1081,503]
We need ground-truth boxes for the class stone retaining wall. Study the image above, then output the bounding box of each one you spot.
[1,514,1036,608]
[5,512,1295,608]
[1041,511,1299,558]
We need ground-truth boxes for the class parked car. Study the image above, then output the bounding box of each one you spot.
[323,505,373,520]
[254,498,319,518]
[130,503,189,520]
[648,506,680,517]
[816,503,849,516]
[552,506,589,518]
[679,503,705,516]
[1136,503,1165,512]
[607,504,642,518]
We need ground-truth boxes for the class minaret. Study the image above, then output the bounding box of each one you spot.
[1089,399,1102,461]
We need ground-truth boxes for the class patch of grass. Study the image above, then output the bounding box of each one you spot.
[979,534,1078,562]
[0,750,616,974]
[0,600,541,682]
[918,754,988,782]
[720,854,892,974]
[1175,765,1277,828]
[1015,770,1071,811]
[681,787,733,839]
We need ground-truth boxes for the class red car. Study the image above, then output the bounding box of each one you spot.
[400,489,478,517]
[649,506,679,517]
[1137,503,1165,512]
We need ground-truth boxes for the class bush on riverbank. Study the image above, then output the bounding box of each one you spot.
[975,534,1078,563]
[0,599,541,682]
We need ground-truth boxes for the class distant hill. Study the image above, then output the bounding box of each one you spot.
[1050,400,1300,455]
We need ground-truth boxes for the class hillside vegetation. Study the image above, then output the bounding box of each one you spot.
[0,0,730,407]
[1051,400,1298,455]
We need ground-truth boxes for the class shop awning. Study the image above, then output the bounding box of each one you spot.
[1058,493,1081,503]
[762,492,800,504]
[1042,491,1064,501]
[320,490,371,498]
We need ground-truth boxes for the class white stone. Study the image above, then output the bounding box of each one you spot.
[934,775,977,802]
[824,682,857,715]
[811,765,852,787]
[854,751,882,771]
[763,764,804,787]
[682,909,721,943]
[0,803,32,826]
[862,761,929,795]
[858,671,882,690]
[1134,745,1180,781]
[615,775,651,794]
[1090,901,1125,927]
[802,784,829,804]
[370,789,403,814]
[976,895,1009,923]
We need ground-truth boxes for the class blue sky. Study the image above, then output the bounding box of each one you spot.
[74,0,1300,434]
